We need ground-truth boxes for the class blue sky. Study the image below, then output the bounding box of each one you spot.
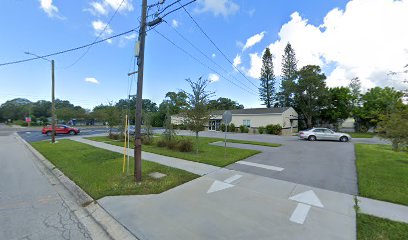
[1,0,407,109]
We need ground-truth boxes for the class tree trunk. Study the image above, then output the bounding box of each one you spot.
[307,118,312,128]
[392,140,399,152]
[195,131,199,154]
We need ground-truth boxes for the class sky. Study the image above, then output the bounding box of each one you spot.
[0,0,407,110]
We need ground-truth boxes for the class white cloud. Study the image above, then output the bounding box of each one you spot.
[212,53,216,58]
[171,19,179,28]
[245,0,408,91]
[242,31,266,51]
[87,0,133,16]
[90,2,108,15]
[208,73,220,82]
[195,0,239,17]
[233,54,241,68]
[39,0,62,18]
[85,77,100,84]
[124,33,136,40]
[92,20,113,42]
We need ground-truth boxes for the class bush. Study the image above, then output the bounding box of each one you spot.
[229,123,236,132]
[220,123,226,132]
[258,126,265,134]
[141,135,153,145]
[156,139,167,147]
[239,125,249,133]
[176,138,193,152]
[265,124,282,135]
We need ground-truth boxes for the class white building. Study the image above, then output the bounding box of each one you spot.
[171,107,298,135]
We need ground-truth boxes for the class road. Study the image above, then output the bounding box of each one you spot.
[0,124,93,240]
[17,127,110,143]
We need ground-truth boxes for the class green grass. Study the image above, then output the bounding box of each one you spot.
[357,213,408,240]
[86,136,262,167]
[355,144,408,205]
[350,132,375,138]
[224,139,281,147]
[31,139,198,199]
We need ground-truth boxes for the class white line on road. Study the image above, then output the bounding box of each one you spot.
[290,203,311,224]
[224,174,242,184]
[236,161,284,171]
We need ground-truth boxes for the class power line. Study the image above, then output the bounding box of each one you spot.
[161,0,197,19]
[0,28,137,67]
[180,4,259,89]
[153,28,257,96]
[164,21,258,94]
[63,0,127,68]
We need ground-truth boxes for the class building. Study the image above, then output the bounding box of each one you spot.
[171,107,298,135]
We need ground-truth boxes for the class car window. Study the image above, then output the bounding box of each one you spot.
[313,129,323,132]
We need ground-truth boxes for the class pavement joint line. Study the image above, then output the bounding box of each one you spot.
[236,160,284,171]
[14,132,139,240]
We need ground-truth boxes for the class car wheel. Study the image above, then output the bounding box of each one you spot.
[340,136,349,142]
[69,130,75,135]
[308,135,316,141]
[46,131,52,136]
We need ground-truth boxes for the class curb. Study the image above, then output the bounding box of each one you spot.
[15,134,138,240]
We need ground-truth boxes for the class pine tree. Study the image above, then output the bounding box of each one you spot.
[259,48,276,108]
[278,42,298,107]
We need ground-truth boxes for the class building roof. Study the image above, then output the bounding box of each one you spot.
[212,107,291,115]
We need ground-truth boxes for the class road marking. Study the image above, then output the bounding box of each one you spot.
[289,190,324,208]
[290,203,311,224]
[224,174,242,184]
[236,161,284,171]
[207,180,234,193]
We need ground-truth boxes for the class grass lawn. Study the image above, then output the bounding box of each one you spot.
[350,132,375,138]
[357,213,408,240]
[355,144,408,205]
[31,139,198,199]
[224,139,281,147]
[86,136,262,167]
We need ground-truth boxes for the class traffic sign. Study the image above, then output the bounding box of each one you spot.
[222,111,232,124]
[25,117,31,123]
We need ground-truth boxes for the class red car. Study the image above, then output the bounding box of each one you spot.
[42,124,80,136]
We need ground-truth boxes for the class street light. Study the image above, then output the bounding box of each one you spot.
[24,52,56,143]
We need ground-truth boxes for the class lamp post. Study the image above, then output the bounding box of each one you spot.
[24,52,56,143]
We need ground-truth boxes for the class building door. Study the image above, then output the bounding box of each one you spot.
[209,120,216,131]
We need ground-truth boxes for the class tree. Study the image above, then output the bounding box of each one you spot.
[92,103,120,136]
[207,97,244,110]
[278,42,298,107]
[294,65,328,128]
[321,87,353,130]
[0,98,31,121]
[355,87,404,128]
[32,100,52,118]
[183,77,214,153]
[377,107,408,151]
[259,48,276,108]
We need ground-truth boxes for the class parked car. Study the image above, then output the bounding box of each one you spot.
[42,124,80,136]
[299,128,351,142]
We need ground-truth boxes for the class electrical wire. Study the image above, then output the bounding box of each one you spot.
[0,28,137,67]
[63,0,127,68]
[164,21,258,94]
[180,3,259,89]
[161,0,197,19]
[153,28,257,96]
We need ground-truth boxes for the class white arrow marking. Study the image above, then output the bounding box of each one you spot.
[236,161,284,171]
[290,203,311,224]
[207,180,234,194]
[224,174,242,184]
[289,190,324,208]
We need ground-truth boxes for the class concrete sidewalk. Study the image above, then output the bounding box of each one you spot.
[358,197,408,223]
[71,137,220,176]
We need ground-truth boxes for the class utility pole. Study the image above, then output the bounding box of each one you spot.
[134,0,148,182]
[51,60,56,143]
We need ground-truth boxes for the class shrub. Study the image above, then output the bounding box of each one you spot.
[220,123,226,132]
[176,138,193,152]
[166,139,178,150]
[258,126,265,134]
[265,124,282,135]
[229,123,236,132]
[109,133,120,140]
[239,125,249,133]
[141,135,153,145]
[156,139,167,147]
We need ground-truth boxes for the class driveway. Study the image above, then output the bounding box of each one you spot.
[180,130,358,195]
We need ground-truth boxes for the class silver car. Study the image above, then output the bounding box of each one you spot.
[299,128,351,142]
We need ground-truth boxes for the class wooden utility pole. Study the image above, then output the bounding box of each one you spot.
[51,60,56,143]
[134,0,147,182]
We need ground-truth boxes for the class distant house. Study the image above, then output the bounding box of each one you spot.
[171,107,298,135]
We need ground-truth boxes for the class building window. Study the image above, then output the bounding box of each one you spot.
[243,120,251,127]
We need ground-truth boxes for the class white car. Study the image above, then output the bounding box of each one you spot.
[299,128,352,142]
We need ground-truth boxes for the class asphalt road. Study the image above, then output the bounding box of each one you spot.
[179,130,359,195]
[0,124,92,240]
[17,127,110,142]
